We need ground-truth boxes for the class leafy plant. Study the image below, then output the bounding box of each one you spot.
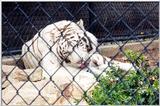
[125,50,145,67]
[85,50,159,105]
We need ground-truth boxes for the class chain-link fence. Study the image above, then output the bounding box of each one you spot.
[2,2,159,105]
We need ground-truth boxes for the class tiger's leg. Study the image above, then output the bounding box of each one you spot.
[40,52,60,79]
[22,40,39,69]
[89,53,136,72]
[104,57,137,71]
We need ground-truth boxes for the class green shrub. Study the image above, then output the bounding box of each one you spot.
[85,50,159,105]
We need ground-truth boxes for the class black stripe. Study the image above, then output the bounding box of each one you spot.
[56,47,64,60]
[81,37,87,43]
[84,32,93,52]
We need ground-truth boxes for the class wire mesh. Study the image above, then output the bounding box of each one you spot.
[2,2,159,105]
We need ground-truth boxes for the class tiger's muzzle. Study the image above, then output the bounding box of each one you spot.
[77,60,89,69]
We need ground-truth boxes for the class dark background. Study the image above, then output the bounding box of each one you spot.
[2,2,159,55]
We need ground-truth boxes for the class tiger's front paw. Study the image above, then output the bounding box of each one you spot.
[89,53,106,67]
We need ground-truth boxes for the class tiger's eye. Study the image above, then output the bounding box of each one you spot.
[65,58,71,63]
[86,45,92,52]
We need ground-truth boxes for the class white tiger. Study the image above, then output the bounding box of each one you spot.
[22,19,136,79]
[22,19,98,78]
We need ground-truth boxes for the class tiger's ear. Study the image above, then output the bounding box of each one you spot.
[76,19,85,30]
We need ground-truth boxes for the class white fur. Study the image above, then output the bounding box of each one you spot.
[22,19,98,78]
[50,53,136,90]
[88,53,136,76]
[22,20,135,80]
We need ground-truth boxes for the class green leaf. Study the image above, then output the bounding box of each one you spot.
[85,50,159,105]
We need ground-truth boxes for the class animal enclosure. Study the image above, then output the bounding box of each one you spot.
[2,2,159,105]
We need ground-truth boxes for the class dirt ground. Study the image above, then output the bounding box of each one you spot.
[111,47,159,67]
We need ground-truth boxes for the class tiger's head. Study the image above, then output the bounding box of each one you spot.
[56,19,98,68]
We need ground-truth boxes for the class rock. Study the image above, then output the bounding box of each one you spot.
[14,67,43,82]
[2,59,101,105]
[2,65,19,89]
[2,79,90,105]
[2,80,10,89]
[2,65,43,82]
[2,72,10,89]
[2,66,97,105]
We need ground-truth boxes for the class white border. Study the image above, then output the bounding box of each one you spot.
[0,1,2,105]
[1,0,160,2]
[0,1,160,105]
